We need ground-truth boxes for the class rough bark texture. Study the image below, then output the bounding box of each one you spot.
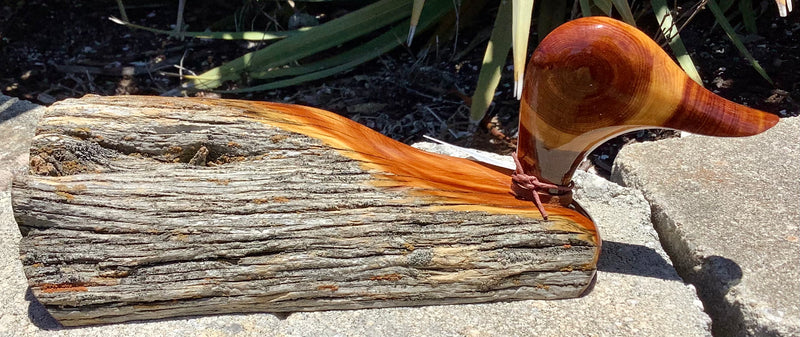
[11,96,597,326]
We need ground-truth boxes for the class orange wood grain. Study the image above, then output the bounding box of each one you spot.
[196,99,597,243]
[40,283,89,293]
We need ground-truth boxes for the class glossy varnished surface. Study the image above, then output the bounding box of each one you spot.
[201,98,597,243]
[518,17,779,185]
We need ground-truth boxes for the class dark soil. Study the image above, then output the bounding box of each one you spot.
[1,1,798,175]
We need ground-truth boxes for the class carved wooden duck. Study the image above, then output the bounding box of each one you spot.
[517,16,778,191]
[12,16,779,326]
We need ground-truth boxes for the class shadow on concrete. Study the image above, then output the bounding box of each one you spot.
[597,240,683,281]
[0,96,37,125]
[25,288,62,330]
[700,255,743,290]
[684,255,745,337]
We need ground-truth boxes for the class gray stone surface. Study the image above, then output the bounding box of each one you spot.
[612,117,800,337]
[0,95,710,336]
[0,95,46,191]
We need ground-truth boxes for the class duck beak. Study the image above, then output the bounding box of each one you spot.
[661,80,779,137]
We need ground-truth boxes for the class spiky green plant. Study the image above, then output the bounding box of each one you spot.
[113,0,785,124]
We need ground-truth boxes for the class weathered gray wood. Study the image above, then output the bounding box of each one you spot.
[12,96,597,326]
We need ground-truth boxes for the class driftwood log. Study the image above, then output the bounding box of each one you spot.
[12,95,598,326]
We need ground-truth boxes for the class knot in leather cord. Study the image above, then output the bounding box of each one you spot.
[511,152,574,220]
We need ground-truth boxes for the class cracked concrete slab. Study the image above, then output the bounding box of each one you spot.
[612,117,800,337]
[0,95,710,336]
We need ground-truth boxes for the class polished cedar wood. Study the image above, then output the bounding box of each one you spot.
[203,99,597,244]
[517,16,779,186]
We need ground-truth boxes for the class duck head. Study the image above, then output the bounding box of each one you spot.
[516,16,779,187]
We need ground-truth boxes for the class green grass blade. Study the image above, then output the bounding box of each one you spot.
[611,0,636,25]
[221,0,455,93]
[110,16,304,40]
[187,0,414,90]
[538,0,568,42]
[408,0,426,45]
[188,30,304,41]
[739,0,758,34]
[579,0,593,17]
[115,0,128,21]
[707,0,773,85]
[220,38,399,93]
[651,0,703,84]
[469,0,513,122]
[593,0,613,15]
[512,0,535,99]
[719,0,735,13]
